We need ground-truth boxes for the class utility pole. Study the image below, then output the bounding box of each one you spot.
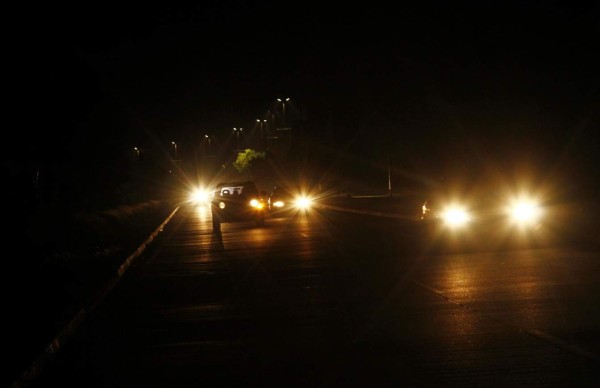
[388,152,392,197]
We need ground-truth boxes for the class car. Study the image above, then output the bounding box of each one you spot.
[421,191,543,228]
[210,181,267,232]
[418,184,548,247]
[267,185,314,216]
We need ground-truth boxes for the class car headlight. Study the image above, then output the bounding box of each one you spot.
[293,196,313,209]
[250,199,264,209]
[272,200,285,208]
[440,206,471,227]
[190,188,210,204]
[508,199,542,225]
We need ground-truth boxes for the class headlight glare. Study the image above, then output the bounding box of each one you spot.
[294,196,313,209]
[509,200,542,224]
[190,188,210,204]
[250,199,264,209]
[441,206,470,227]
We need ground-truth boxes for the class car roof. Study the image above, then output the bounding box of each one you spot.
[215,181,256,188]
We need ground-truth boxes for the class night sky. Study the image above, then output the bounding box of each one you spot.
[6,1,600,205]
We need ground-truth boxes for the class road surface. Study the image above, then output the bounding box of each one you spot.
[24,202,600,387]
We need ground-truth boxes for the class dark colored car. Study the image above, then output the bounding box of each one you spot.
[267,185,314,216]
[421,190,542,229]
[210,181,267,232]
[418,183,549,249]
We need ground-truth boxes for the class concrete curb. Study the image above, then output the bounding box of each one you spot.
[10,206,180,388]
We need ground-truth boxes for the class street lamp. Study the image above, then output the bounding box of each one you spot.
[267,109,276,127]
[171,141,178,159]
[233,127,243,150]
[204,135,211,153]
[257,119,267,150]
[133,147,140,160]
[277,98,290,129]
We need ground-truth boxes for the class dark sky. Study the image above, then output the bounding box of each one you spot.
[8,1,600,193]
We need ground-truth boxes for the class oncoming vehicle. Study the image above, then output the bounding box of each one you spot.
[267,185,314,216]
[421,193,543,229]
[210,181,267,232]
[418,183,549,248]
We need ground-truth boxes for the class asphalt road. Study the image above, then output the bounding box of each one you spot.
[23,202,600,387]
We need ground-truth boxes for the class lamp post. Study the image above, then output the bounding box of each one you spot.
[204,135,211,154]
[267,109,276,127]
[133,147,140,160]
[277,97,290,129]
[388,152,392,197]
[233,128,243,150]
[257,119,267,150]
[171,141,178,160]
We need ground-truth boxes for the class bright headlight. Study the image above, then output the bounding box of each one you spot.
[294,196,313,209]
[508,200,542,224]
[441,206,470,227]
[190,188,210,204]
[250,199,264,209]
